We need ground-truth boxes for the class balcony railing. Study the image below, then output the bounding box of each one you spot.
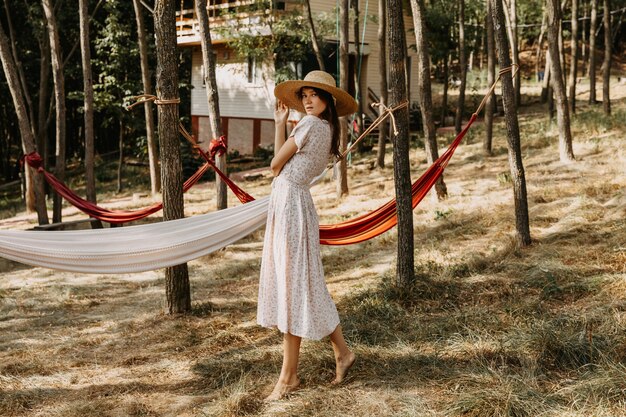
[176,1,295,45]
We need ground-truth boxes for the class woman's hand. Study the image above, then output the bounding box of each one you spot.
[274,100,289,126]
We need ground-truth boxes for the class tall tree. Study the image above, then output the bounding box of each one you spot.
[602,0,611,114]
[546,0,576,162]
[132,0,161,195]
[79,0,97,204]
[589,0,598,103]
[196,0,227,210]
[0,16,49,224]
[503,0,521,104]
[303,0,325,71]
[568,0,579,114]
[42,0,66,223]
[489,0,532,247]
[455,0,467,134]
[376,0,388,168]
[337,0,349,198]
[154,0,191,314]
[440,52,450,126]
[535,7,548,83]
[485,0,496,156]
[387,0,415,287]
[410,0,447,199]
[353,0,364,141]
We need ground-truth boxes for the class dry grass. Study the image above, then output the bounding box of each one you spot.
[1,89,625,416]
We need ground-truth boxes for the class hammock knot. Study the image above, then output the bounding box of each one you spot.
[209,136,227,160]
[126,94,180,111]
[21,152,44,171]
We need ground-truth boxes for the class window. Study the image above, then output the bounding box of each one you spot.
[247,55,257,84]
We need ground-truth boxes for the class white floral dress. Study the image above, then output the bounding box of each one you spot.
[257,115,340,340]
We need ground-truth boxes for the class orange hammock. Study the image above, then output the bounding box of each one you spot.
[196,113,477,245]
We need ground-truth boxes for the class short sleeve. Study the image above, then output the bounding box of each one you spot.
[290,115,317,150]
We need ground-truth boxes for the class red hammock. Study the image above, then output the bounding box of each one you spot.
[204,114,477,246]
[23,152,211,224]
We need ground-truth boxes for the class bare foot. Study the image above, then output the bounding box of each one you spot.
[331,352,356,385]
[264,378,301,402]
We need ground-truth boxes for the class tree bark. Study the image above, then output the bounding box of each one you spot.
[117,119,124,193]
[0,19,49,224]
[337,0,349,198]
[602,0,611,114]
[455,0,467,134]
[42,0,66,224]
[304,0,325,71]
[536,7,548,83]
[546,0,576,162]
[133,0,161,195]
[485,0,496,156]
[581,1,588,75]
[503,0,521,104]
[541,50,551,102]
[387,0,415,287]
[410,0,447,199]
[36,35,51,200]
[567,0,579,114]
[440,53,450,126]
[589,0,598,103]
[79,0,97,204]
[489,0,532,247]
[155,0,191,314]
[196,0,227,210]
[376,0,388,168]
[353,0,364,144]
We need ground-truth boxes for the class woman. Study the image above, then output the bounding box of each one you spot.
[257,71,358,401]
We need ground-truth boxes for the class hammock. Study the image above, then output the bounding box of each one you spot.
[0,114,474,273]
[22,152,212,224]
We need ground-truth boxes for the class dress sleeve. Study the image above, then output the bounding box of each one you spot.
[290,116,316,151]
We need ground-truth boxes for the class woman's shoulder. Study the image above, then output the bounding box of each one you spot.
[299,115,329,127]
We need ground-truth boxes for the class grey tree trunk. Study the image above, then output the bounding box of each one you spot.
[410,0,447,199]
[304,0,325,71]
[79,0,97,204]
[535,8,548,83]
[581,2,588,74]
[503,0,521,104]
[196,0,227,210]
[387,0,415,287]
[353,0,364,144]
[154,0,191,314]
[376,0,388,168]
[567,0,579,114]
[589,0,598,103]
[42,0,66,224]
[602,0,611,114]
[455,0,467,134]
[546,0,576,162]
[489,0,532,247]
[337,0,349,198]
[541,50,551,102]
[37,36,51,170]
[133,0,161,195]
[440,53,450,126]
[485,0,496,156]
[0,20,49,224]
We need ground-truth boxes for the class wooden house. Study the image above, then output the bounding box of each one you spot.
[176,0,421,155]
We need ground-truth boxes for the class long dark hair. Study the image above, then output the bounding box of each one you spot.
[298,87,341,159]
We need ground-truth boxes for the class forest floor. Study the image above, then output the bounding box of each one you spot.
[1,81,625,417]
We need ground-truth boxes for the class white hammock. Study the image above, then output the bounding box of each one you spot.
[0,196,269,274]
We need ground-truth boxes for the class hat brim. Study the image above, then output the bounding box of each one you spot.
[274,80,358,117]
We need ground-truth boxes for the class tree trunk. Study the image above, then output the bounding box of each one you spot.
[133,0,161,195]
[581,2,588,75]
[503,0,521,104]
[196,0,227,210]
[42,0,66,224]
[567,0,579,114]
[489,0,532,247]
[337,0,349,198]
[455,0,467,134]
[155,0,191,314]
[602,0,611,115]
[410,0,447,200]
[0,20,49,224]
[541,50,551,102]
[353,0,364,145]
[547,0,576,162]
[376,0,388,168]
[441,53,450,126]
[485,0,496,156]
[536,7,548,83]
[117,119,124,193]
[37,35,51,201]
[79,0,97,203]
[387,0,415,287]
[589,0,598,103]
[304,0,325,71]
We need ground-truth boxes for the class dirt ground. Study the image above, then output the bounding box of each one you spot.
[1,79,625,416]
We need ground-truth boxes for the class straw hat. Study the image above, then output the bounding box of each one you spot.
[274,70,358,117]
